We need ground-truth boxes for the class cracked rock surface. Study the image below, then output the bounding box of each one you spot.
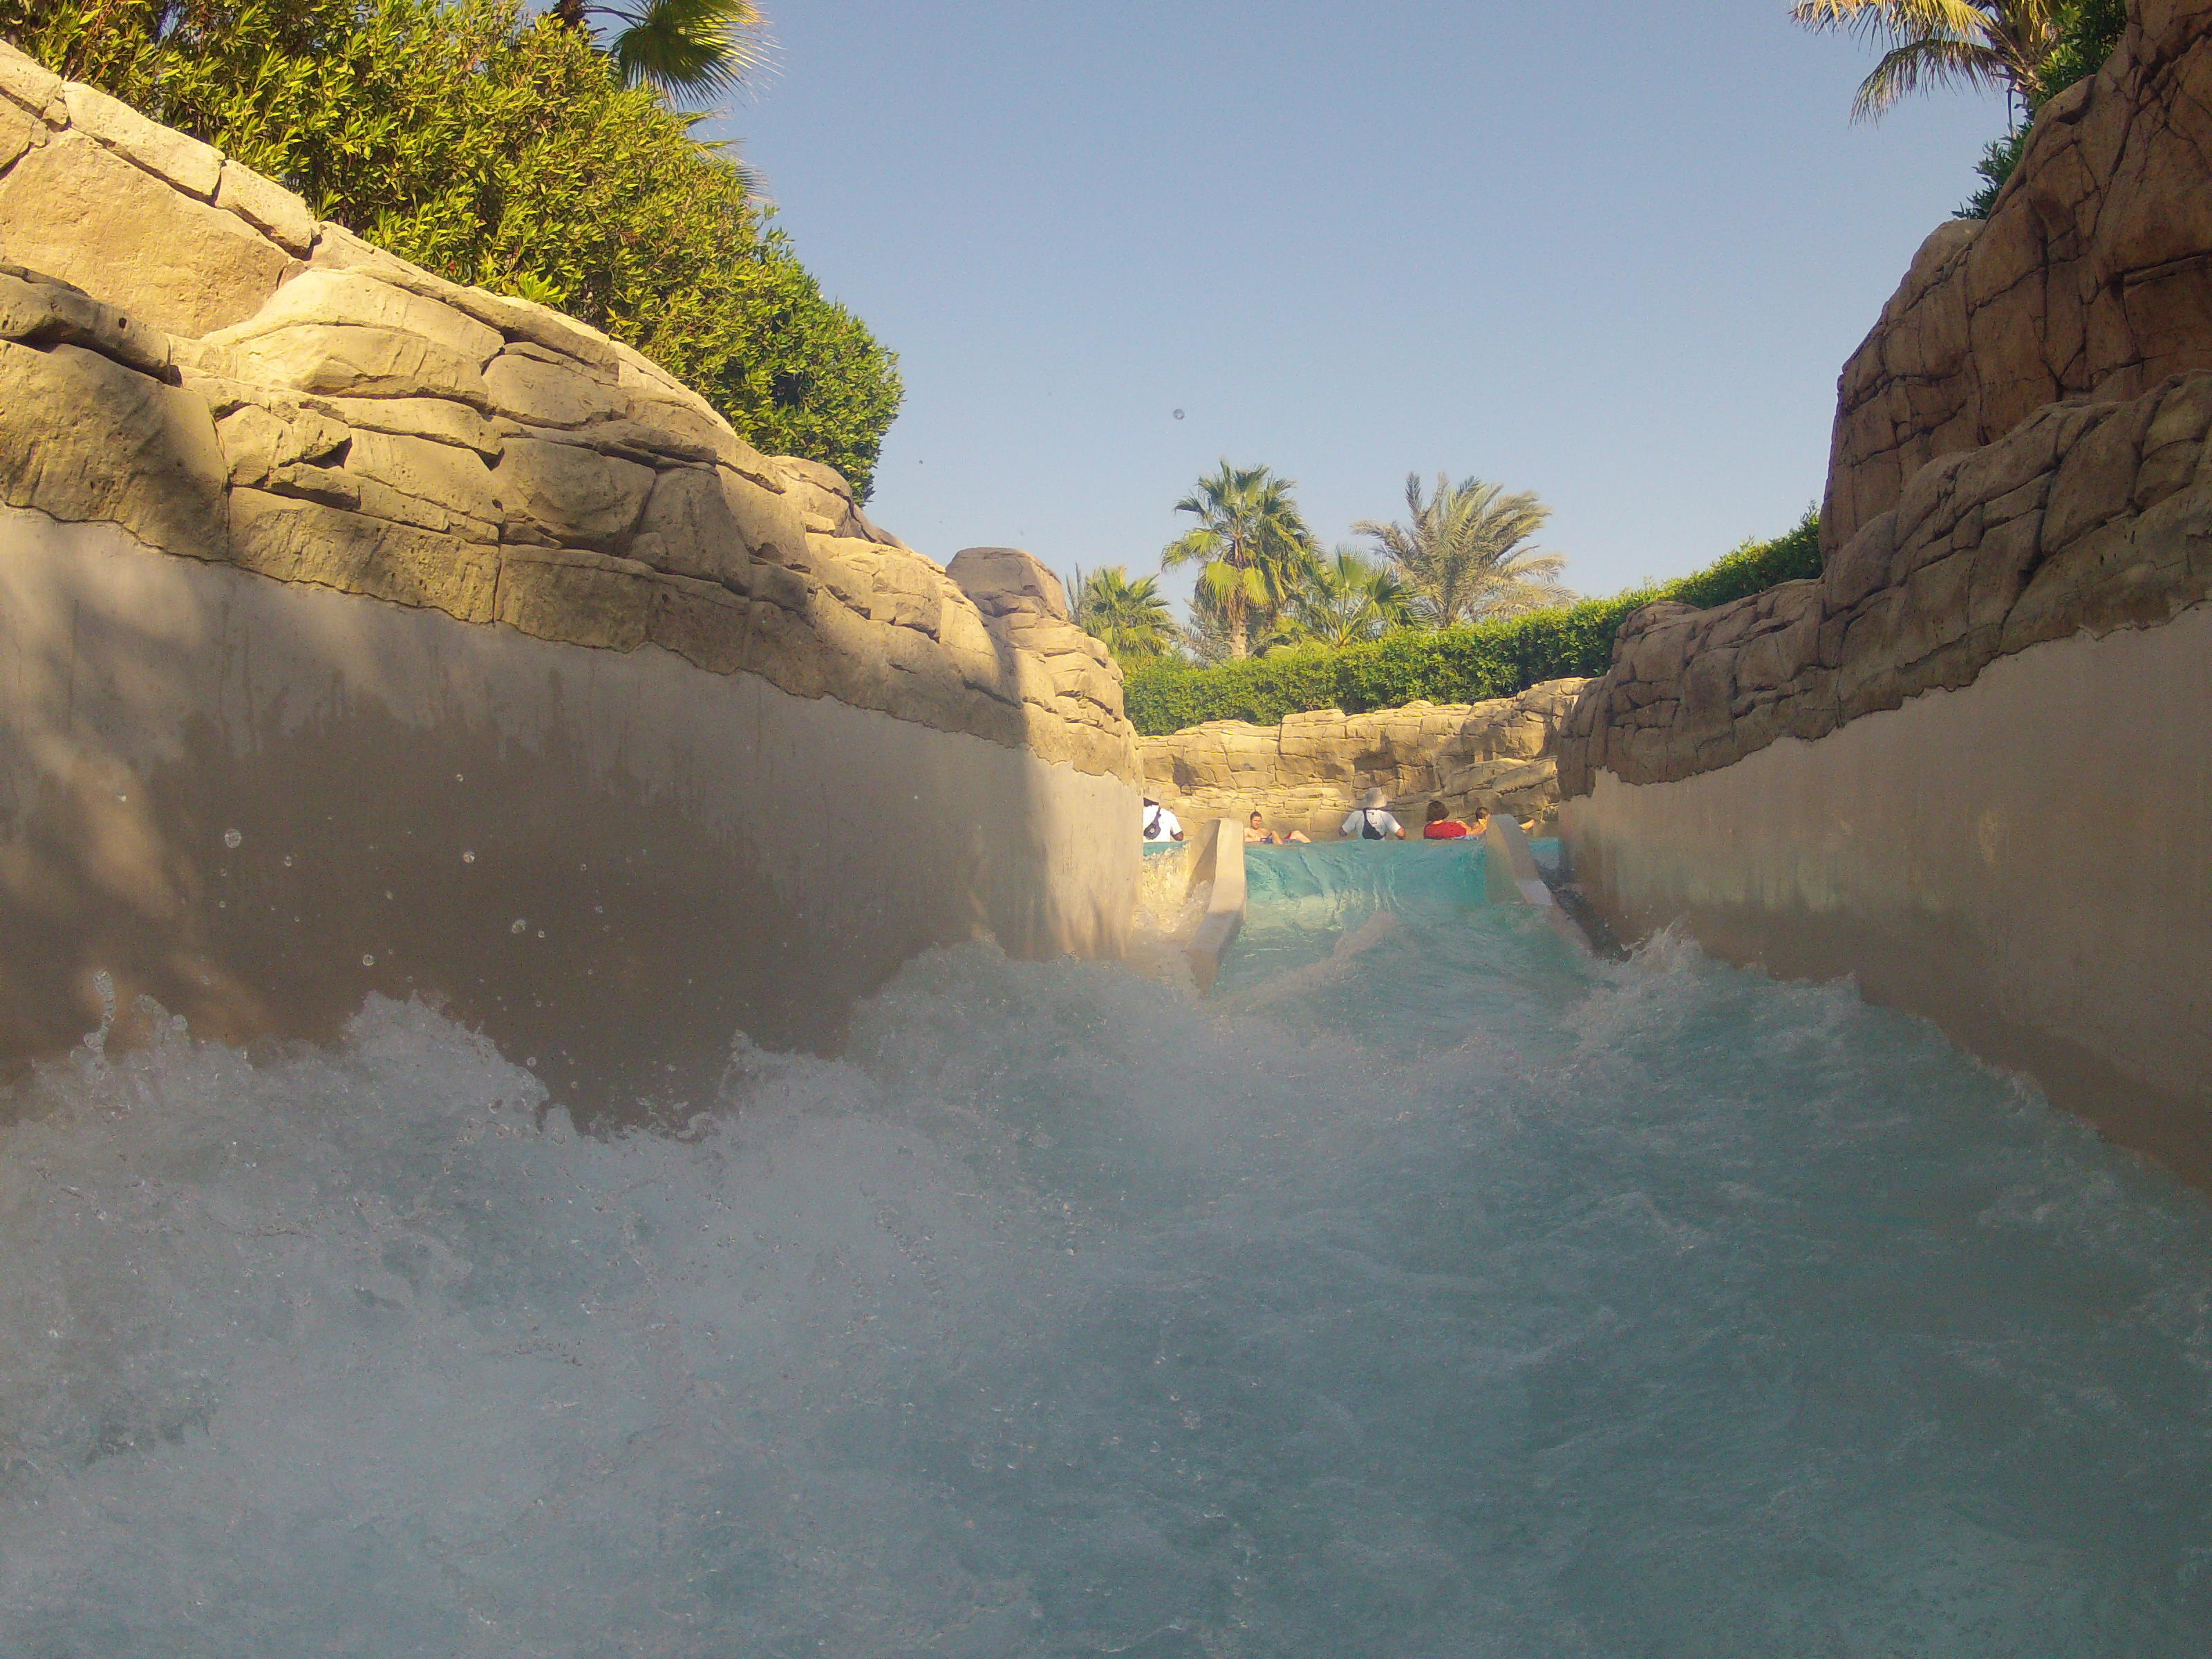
[1824,0,2212,558]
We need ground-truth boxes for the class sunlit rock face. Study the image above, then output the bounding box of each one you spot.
[1557,371,2212,794]
[0,43,1141,1107]
[1138,680,1587,840]
[1822,0,2212,554]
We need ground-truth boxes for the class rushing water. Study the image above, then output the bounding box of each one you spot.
[3,841,2209,1656]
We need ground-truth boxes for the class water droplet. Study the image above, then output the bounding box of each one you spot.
[360,954,375,968]
[222,829,243,850]
[455,773,465,782]
[281,855,294,868]
[536,929,546,939]
[1172,408,1185,420]
[510,918,527,934]
[525,1056,538,1068]
[462,850,477,864]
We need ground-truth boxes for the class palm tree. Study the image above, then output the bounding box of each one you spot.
[550,0,769,101]
[1356,474,1571,628]
[1789,1,2065,122]
[1072,565,1177,662]
[1284,546,1414,649]
[1159,462,1318,659]
[1177,581,1239,665]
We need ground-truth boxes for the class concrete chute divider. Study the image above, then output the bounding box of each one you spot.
[1181,816,1246,993]
[1482,813,1599,954]
[1481,815,1554,909]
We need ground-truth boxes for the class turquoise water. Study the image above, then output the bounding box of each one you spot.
[2,841,2209,1655]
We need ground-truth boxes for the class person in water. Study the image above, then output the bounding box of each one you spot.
[1421,799,1472,839]
[1141,797,1184,843]
[1244,810,1311,846]
[1340,787,1405,841]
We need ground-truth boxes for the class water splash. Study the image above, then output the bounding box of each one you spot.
[2,844,2209,1656]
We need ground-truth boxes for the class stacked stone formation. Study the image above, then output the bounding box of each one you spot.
[1140,680,1588,838]
[1561,368,2212,794]
[0,41,1138,785]
[1563,0,2212,800]
[1824,0,2212,555]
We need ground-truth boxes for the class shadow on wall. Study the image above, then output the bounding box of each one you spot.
[0,50,1145,1122]
[0,513,1134,1127]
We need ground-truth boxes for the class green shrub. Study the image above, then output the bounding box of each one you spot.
[1665,509,1822,607]
[1,0,902,494]
[1123,509,1821,735]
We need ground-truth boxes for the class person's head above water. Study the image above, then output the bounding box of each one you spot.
[1469,800,1490,822]
[1249,810,1264,826]
[1360,787,1389,811]
[1425,799,1449,825]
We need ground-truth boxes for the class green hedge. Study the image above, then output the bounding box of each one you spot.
[1123,510,1820,735]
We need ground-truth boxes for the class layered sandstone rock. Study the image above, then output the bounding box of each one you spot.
[0,41,1137,783]
[1560,370,2212,794]
[1141,680,1587,838]
[1824,0,2212,554]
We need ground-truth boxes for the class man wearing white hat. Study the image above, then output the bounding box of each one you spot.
[1340,787,1405,841]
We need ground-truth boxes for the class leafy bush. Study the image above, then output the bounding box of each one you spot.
[1961,127,2031,221]
[1,0,902,494]
[1123,510,1821,735]
[1664,509,1822,607]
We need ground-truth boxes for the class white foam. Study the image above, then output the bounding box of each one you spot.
[2,908,2209,1656]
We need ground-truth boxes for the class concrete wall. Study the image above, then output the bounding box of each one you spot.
[1561,604,2212,1181]
[0,509,1139,1121]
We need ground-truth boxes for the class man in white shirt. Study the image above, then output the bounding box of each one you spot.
[1340,787,1405,841]
[1141,797,1184,843]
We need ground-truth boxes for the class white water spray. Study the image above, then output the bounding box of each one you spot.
[2,845,2209,1656]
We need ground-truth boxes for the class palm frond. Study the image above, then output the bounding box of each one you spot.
[1853,35,2012,118]
[1793,0,2064,117]
[1792,0,2006,41]
[606,0,769,99]
[1357,471,1568,628]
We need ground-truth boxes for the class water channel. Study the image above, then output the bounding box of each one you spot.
[2,841,2207,1655]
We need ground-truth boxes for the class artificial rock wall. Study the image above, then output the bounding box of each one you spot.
[1823,0,2212,554]
[0,42,1140,1111]
[1140,680,1586,838]
[1559,0,2212,1179]
[1559,371,2212,795]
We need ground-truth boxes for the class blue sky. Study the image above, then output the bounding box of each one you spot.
[708,1,2011,606]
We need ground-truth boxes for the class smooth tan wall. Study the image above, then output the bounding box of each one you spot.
[0,509,1139,1118]
[1561,604,2212,1181]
